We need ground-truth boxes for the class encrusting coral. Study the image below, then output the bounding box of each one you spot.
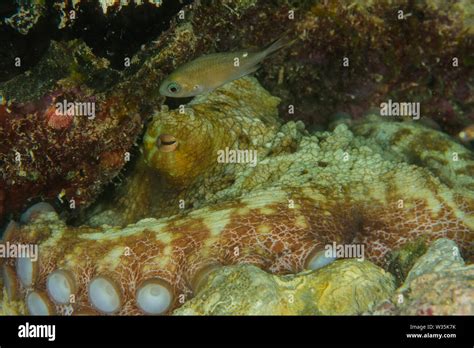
[1,76,472,316]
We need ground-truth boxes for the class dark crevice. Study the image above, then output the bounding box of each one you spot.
[0,0,192,82]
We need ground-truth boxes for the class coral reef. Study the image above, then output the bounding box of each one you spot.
[285,0,474,133]
[371,239,473,315]
[4,0,472,130]
[0,39,149,226]
[0,7,200,225]
[173,260,395,315]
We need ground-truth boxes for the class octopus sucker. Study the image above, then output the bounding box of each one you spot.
[16,256,38,288]
[304,248,337,271]
[20,202,56,224]
[135,278,173,315]
[26,290,55,316]
[188,262,222,294]
[46,269,77,305]
[88,276,123,315]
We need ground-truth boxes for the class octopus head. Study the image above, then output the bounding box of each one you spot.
[142,109,224,187]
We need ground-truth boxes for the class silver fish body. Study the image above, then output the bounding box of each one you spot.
[159,36,291,98]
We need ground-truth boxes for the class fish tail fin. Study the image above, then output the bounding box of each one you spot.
[263,32,297,57]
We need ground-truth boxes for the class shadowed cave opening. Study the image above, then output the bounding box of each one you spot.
[0,0,192,82]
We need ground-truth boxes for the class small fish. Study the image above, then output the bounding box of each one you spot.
[458,124,474,142]
[159,35,294,98]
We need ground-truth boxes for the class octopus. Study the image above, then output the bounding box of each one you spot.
[85,76,282,226]
[0,77,473,316]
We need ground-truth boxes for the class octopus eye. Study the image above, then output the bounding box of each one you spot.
[167,82,181,94]
[157,134,178,152]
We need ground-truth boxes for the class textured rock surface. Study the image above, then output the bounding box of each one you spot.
[387,238,428,284]
[173,260,395,315]
[0,40,138,226]
[371,239,474,315]
[3,0,473,127]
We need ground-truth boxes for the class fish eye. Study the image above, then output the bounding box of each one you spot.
[167,82,181,94]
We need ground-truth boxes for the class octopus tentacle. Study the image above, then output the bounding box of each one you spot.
[2,175,473,315]
[2,78,473,315]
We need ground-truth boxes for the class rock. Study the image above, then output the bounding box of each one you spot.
[388,238,428,285]
[403,238,465,284]
[174,260,395,315]
[371,239,474,315]
[0,38,146,226]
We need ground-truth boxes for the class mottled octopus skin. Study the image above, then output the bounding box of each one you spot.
[86,77,281,226]
[2,77,474,315]
[3,188,352,315]
[2,173,473,315]
[351,116,474,192]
